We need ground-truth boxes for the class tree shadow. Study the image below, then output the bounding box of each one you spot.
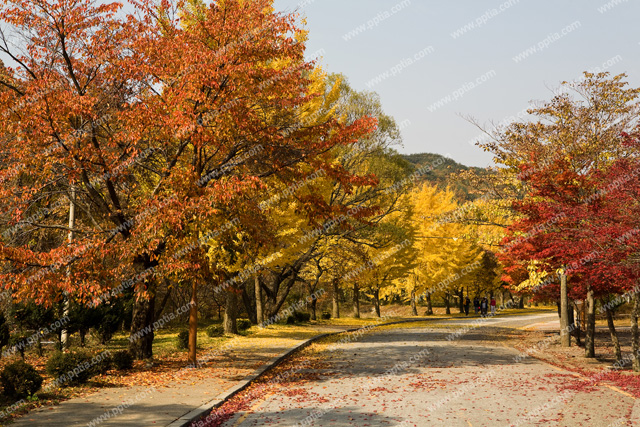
[13,400,196,427]
[221,406,408,427]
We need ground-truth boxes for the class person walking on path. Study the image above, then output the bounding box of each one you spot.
[480,297,488,316]
[473,297,480,314]
[464,297,471,316]
[490,297,497,315]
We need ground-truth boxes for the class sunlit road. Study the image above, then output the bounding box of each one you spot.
[220,313,638,427]
[430,312,559,329]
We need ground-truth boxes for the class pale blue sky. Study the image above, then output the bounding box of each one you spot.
[273,0,640,167]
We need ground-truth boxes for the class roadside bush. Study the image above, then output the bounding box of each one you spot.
[7,333,30,359]
[286,315,296,324]
[237,319,252,331]
[293,311,310,322]
[111,350,134,370]
[90,352,112,376]
[177,331,189,350]
[45,351,95,386]
[321,312,331,320]
[206,325,224,337]
[0,314,10,354]
[0,360,43,398]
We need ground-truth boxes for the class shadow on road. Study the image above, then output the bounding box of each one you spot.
[232,406,407,427]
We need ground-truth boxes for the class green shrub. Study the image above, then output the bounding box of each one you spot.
[111,350,134,370]
[321,312,331,320]
[0,314,10,353]
[237,319,252,331]
[7,333,30,359]
[177,331,189,350]
[286,315,296,324]
[206,325,224,337]
[0,360,43,398]
[90,352,112,376]
[293,311,310,322]
[45,351,95,386]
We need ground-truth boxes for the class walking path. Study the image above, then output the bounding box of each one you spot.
[11,325,353,427]
[523,317,632,332]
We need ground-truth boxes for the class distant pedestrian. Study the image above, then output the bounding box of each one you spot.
[464,297,471,316]
[490,297,497,315]
[480,297,488,316]
[473,297,480,314]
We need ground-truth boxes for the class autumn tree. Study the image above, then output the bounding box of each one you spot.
[406,184,483,314]
[0,0,374,362]
[241,75,411,322]
[487,73,640,358]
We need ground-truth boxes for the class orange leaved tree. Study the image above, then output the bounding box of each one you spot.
[0,0,374,360]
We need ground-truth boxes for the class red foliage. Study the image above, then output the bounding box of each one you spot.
[499,131,640,300]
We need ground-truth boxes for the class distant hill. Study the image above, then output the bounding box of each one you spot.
[401,153,488,201]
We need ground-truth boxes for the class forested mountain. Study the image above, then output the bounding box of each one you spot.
[401,153,489,201]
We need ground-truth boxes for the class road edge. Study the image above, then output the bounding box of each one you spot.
[168,317,437,427]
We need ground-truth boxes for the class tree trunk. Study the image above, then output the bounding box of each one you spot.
[572,301,582,346]
[310,297,317,320]
[410,288,418,316]
[224,290,238,334]
[444,293,451,315]
[458,288,464,313]
[426,293,433,315]
[255,274,263,325]
[560,272,570,347]
[154,284,172,320]
[632,292,640,372]
[129,293,156,360]
[240,284,256,324]
[352,282,360,319]
[585,287,596,358]
[568,301,575,330]
[518,296,525,309]
[605,305,622,364]
[332,279,340,319]
[188,281,198,366]
[80,329,86,347]
[374,287,381,318]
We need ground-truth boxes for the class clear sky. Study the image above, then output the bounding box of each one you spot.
[272,0,640,167]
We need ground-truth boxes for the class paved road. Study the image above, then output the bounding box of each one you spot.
[429,312,559,330]
[219,313,638,427]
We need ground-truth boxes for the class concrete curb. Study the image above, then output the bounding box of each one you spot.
[168,317,437,427]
